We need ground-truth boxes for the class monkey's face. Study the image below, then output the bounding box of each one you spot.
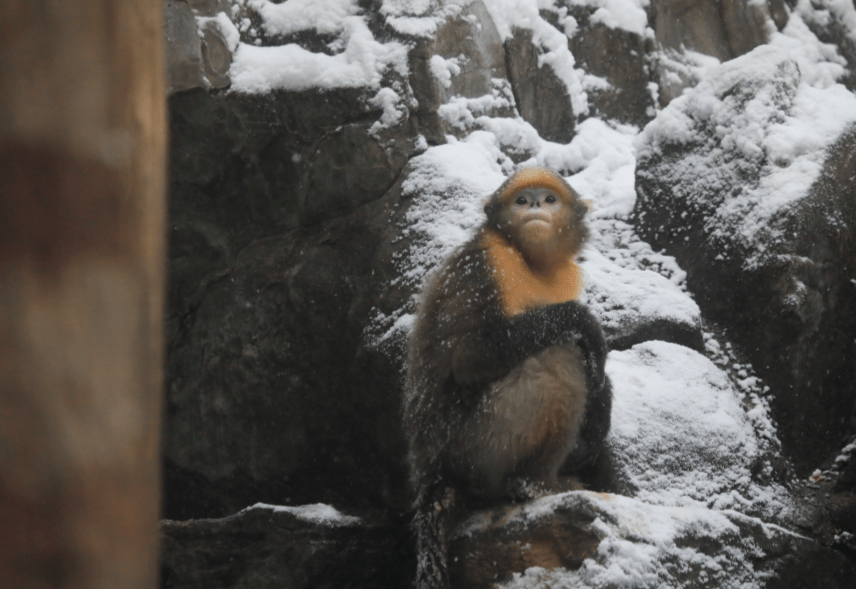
[503,187,565,235]
[494,187,578,268]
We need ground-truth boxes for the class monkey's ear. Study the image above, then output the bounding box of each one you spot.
[574,200,589,219]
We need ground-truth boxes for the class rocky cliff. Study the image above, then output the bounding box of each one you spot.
[161,0,856,586]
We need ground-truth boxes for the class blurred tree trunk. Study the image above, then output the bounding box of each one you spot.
[0,2,166,588]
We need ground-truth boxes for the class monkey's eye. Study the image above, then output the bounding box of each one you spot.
[515,196,527,205]
[545,195,557,204]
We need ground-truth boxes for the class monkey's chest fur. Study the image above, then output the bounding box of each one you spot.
[482,229,583,317]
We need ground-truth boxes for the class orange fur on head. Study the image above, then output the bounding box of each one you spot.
[495,167,579,205]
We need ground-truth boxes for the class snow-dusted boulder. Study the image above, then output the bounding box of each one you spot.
[634,44,856,475]
[606,341,789,519]
[450,492,856,589]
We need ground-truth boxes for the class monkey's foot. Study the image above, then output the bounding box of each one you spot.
[506,475,584,501]
[506,478,551,501]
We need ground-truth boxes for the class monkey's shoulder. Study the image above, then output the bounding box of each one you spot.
[417,235,497,316]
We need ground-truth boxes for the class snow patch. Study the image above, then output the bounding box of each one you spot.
[250,0,361,36]
[230,16,409,92]
[429,55,462,89]
[607,341,789,519]
[242,502,361,526]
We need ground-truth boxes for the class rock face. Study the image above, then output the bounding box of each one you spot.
[567,21,654,125]
[161,0,856,586]
[634,46,856,475]
[504,27,576,143]
[161,504,413,588]
[161,493,856,589]
[649,0,790,105]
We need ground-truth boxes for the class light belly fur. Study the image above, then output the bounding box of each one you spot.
[451,343,587,496]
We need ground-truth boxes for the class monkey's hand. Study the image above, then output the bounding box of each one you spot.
[506,300,608,391]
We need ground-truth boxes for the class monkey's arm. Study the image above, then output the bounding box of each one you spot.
[450,329,516,386]
[451,301,608,389]
[562,375,613,471]
[506,300,608,391]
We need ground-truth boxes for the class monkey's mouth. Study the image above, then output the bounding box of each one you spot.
[521,212,552,225]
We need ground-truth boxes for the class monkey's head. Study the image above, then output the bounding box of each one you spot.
[484,167,589,273]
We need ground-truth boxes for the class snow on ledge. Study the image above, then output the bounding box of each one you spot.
[241,502,362,526]
[230,16,408,93]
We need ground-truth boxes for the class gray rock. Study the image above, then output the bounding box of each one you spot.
[161,504,413,588]
[650,0,774,105]
[165,0,206,94]
[433,0,508,104]
[721,0,776,57]
[165,87,421,518]
[161,493,856,589]
[653,0,735,62]
[408,0,509,139]
[505,27,576,143]
[568,20,655,125]
[634,52,856,475]
[164,0,236,93]
[198,17,232,89]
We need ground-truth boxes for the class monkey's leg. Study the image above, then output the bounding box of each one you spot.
[413,484,455,589]
[562,375,613,473]
[454,344,588,501]
[507,411,583,499]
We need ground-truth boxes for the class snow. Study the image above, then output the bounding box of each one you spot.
[250,0,361,36]
[230,16,408,93]
[794,0,856,47]
[242,502,361,526]
[429,55,462,89]
[368,87,407,134]
[381,0,470,37]
[770,11,848,88]
[607,341,789,519]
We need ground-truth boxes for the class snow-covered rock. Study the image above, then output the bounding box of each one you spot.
[635,43,856,475]
[607,341,789,520]
[452,492,855,589]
